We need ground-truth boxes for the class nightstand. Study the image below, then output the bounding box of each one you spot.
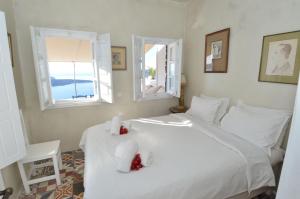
[169,106,187,113]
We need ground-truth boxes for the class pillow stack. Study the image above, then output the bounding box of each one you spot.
[221,101,291,155]
[187,95,230,124]
[187,95,291,155]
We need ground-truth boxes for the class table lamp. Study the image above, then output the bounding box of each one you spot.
[178,74,186,111]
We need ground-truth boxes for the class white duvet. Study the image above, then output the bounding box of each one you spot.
[79,113,275,199]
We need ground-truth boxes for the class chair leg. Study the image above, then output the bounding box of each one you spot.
[57,148,63,170]
[17,161,30,194]
[52,155,61,186]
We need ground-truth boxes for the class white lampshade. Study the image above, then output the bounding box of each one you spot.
[181,74,186,86]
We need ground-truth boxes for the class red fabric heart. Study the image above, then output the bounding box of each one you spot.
[119,126,128,135]
[131,153,143,171]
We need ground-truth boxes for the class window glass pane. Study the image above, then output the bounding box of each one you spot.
[169,62,175,76]
[45,36,92,62]
[45,36,96,101]
[168,77,175,91]
[143,43,166,95]
[75,62,95,98]
[48,62,96,100]
[49,62,76,100]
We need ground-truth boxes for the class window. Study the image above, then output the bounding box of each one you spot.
[30,27,113,110]
[132,35,182,101]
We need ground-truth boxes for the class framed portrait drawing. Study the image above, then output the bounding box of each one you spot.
[7,33,14,67]
[111,46,126,70]
[204,28,230,73]
[258,31,300,84]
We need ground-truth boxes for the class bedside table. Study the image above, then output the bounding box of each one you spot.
[169,106,187,113]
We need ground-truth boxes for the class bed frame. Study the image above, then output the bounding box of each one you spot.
[227,162,282,199]
[228,186,274,199]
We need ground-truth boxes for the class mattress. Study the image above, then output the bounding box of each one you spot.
[79,113,275,199]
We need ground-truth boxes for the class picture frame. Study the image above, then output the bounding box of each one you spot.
[7,33,14,67]
[204,28,230,73]
[258,30,300,85]
[111,46,127,70]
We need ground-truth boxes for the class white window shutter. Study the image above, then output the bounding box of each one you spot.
[96,33,113,103]
[132,35,143,101]
[30,27,52,110]
[91,60,100,100]
[166,39,182,98]
[0,11,26,169]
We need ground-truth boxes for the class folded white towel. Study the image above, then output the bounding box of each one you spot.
[110,115,122,135]
[115,140,139,172]
[140,150,153,167]
[106,120,132,134]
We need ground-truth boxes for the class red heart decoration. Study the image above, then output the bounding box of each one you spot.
[131,153,143,171]
[119,126,128,135]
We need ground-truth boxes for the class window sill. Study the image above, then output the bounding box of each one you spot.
[135,93,174,102]
[43,100,102,110]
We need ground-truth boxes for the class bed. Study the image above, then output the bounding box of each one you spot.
[79,113,282,199]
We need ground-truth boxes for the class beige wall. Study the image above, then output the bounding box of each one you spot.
[184,0,299,110]
[13,0,185,152]
[0,0,25,197]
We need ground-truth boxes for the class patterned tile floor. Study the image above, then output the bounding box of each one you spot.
[18,149,275,199]
[19,149,85,199]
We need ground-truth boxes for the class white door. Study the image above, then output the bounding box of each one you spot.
[0,11,25,170]
[276,75,300,199]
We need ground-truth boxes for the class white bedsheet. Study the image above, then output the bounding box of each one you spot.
[79,114,275,199]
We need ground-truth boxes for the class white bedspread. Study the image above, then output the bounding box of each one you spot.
[79,114,275,199]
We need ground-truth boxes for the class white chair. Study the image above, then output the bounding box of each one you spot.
[17,111,62,194]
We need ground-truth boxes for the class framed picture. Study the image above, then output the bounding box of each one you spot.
[258,31,300,85]
[7,33,14,67]
[111,46,126,70]
[204,28,230,73]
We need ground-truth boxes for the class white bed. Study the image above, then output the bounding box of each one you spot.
[79,113,279,199]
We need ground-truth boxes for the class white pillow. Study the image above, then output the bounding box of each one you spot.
[200,95,230,123]
[237,101,292,149]
[221,106,290,155]
[189,96,222,123]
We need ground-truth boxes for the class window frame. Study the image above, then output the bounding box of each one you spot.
[31,27,113,110]
[166,39,182,98]
[132,35,182,101]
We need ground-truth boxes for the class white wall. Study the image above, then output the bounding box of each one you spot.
[13,0,185,151]
[183,0,299,111]
[276,76,300,198]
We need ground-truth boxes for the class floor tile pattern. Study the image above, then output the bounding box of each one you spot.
[19,149,84,199]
